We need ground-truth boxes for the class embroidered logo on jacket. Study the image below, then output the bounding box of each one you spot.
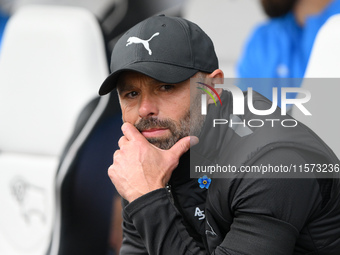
[206,219,217,237]
[194,207,205,220]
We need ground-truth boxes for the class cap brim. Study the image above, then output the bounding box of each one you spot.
[98,61,198,95]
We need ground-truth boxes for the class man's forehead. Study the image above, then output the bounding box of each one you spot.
[117,71,161,90]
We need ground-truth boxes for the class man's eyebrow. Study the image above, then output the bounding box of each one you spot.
[117,78,163,93]
[117,83,133,94]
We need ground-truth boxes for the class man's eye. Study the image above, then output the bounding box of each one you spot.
[126,91,139,98]
[160,84,175,91]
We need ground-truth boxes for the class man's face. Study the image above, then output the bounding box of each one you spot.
[117,71,204,150]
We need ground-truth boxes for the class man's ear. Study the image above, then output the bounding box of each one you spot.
[208,69,224,96]
[205,69,224,105]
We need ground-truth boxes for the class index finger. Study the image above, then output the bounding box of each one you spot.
[121,122,145,141]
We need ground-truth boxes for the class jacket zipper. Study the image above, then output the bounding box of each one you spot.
[166,183,174,204]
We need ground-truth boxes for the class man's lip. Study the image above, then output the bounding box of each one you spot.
[141,128,169,138]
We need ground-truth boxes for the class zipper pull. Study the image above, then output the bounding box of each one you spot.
[166,183,174,204]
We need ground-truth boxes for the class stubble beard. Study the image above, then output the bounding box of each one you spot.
[135,93,205,150]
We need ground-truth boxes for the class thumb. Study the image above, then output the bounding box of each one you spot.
[169,136,199,158]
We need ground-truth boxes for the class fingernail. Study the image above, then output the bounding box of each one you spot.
[190,136,199,147]
[121,123,127,132]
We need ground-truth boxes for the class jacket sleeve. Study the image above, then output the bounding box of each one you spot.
[120,199,148,255]
[123,188,207,255]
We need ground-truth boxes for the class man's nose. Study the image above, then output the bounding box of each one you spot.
[138,94,159,118]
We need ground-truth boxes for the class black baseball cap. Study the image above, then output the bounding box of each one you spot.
[99,15,218,95]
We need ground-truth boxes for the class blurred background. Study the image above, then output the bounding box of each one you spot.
[184,0,265,77]
[0,0,266,76]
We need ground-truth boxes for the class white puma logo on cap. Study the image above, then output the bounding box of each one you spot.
[126,32,160,55]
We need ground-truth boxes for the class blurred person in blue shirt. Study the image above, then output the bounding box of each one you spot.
[0,8,9,50]
[237,0,340,102]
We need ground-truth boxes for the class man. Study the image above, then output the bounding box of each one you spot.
[99,15,340,254]
[237,0,340,102]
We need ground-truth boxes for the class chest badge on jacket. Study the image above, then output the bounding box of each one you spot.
[198,175,211,189]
